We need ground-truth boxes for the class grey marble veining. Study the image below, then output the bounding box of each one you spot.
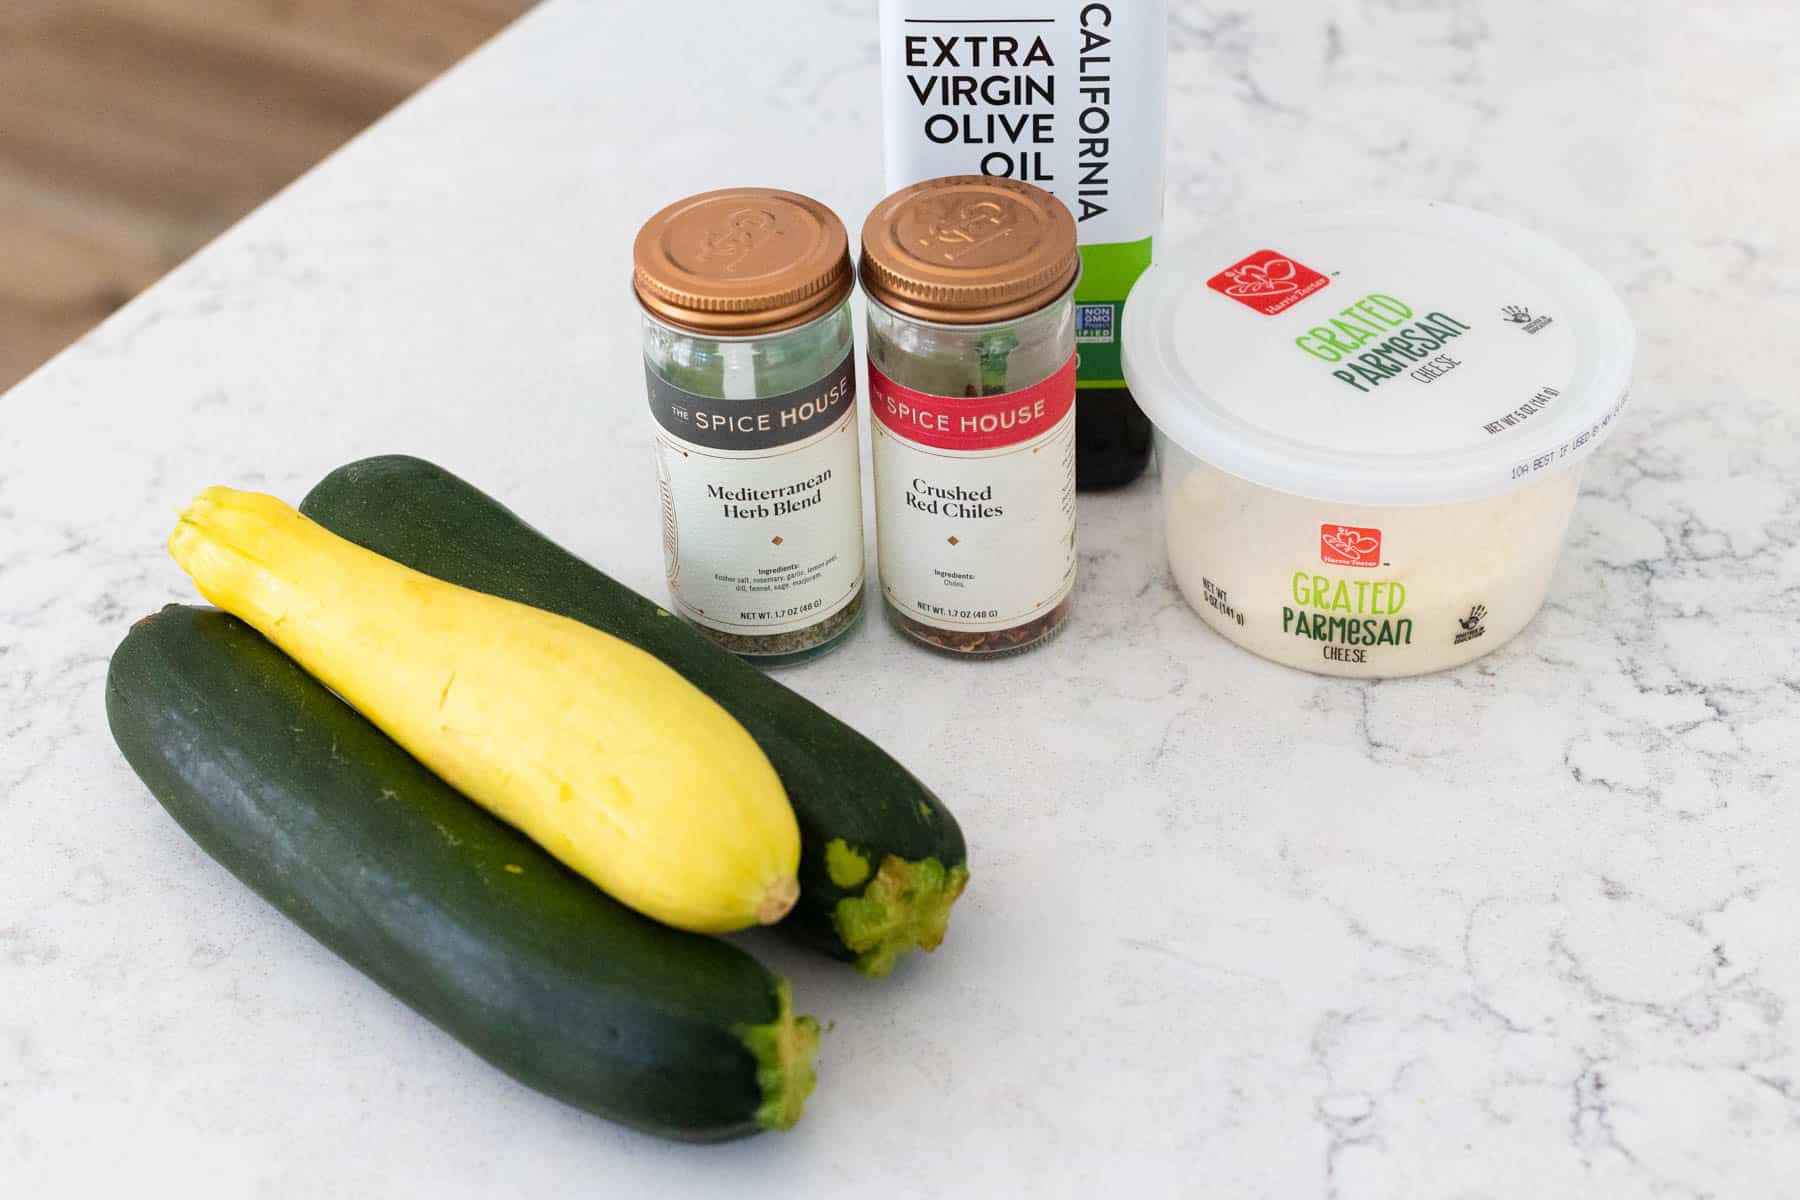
[2,0,1796,1195]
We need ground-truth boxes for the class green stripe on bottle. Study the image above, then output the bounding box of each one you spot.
[1072,237,1153,389]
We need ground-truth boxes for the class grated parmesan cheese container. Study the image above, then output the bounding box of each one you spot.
[1123,203,1635,677]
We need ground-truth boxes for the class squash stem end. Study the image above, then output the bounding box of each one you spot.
[742,979,820,1133]
[832,856,971,978]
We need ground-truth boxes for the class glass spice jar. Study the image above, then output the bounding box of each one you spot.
[859,175,1081,656]
[633,188,865,665]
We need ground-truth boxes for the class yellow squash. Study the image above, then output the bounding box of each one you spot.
[168,486,800,934]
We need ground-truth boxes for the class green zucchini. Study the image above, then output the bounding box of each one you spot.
[301,455,969,976]
[106,605,818,1142]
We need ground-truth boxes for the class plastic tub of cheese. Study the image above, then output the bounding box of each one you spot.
[1122,203,1634,677]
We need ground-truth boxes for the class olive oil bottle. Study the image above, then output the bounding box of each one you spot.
[878,0,1168,489]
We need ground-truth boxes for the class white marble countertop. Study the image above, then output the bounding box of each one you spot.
[4,1,1797,1195]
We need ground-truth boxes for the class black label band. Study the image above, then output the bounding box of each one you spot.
[646,350,857,453]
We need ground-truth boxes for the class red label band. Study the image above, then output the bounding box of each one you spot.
[868,354,1076,452]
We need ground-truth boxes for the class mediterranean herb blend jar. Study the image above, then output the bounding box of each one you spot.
[1123,203,1635,677]
[860,175,1081,656]
[633,188,864,665]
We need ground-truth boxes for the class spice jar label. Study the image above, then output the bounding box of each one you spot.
[650,351,865,638]
[869,355,1078,634]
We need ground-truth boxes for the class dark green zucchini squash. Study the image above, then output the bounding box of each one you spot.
[106,605,818,1142]
[300,455,968,976]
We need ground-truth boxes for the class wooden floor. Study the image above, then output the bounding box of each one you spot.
[0,0,534,391]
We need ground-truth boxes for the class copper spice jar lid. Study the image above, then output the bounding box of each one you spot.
[633,188,854,336]
[859,175,1080,325]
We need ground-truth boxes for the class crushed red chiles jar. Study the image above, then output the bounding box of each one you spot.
[859,175,1080,656]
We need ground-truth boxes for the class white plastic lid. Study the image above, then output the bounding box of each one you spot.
[1122,203,1635,505]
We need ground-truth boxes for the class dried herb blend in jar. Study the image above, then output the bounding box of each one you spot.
[633,188,865,665]
[859,175,1080,656]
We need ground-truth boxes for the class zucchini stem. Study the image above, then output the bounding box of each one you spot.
[832,856,971,978]
[739,980,820,1132]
